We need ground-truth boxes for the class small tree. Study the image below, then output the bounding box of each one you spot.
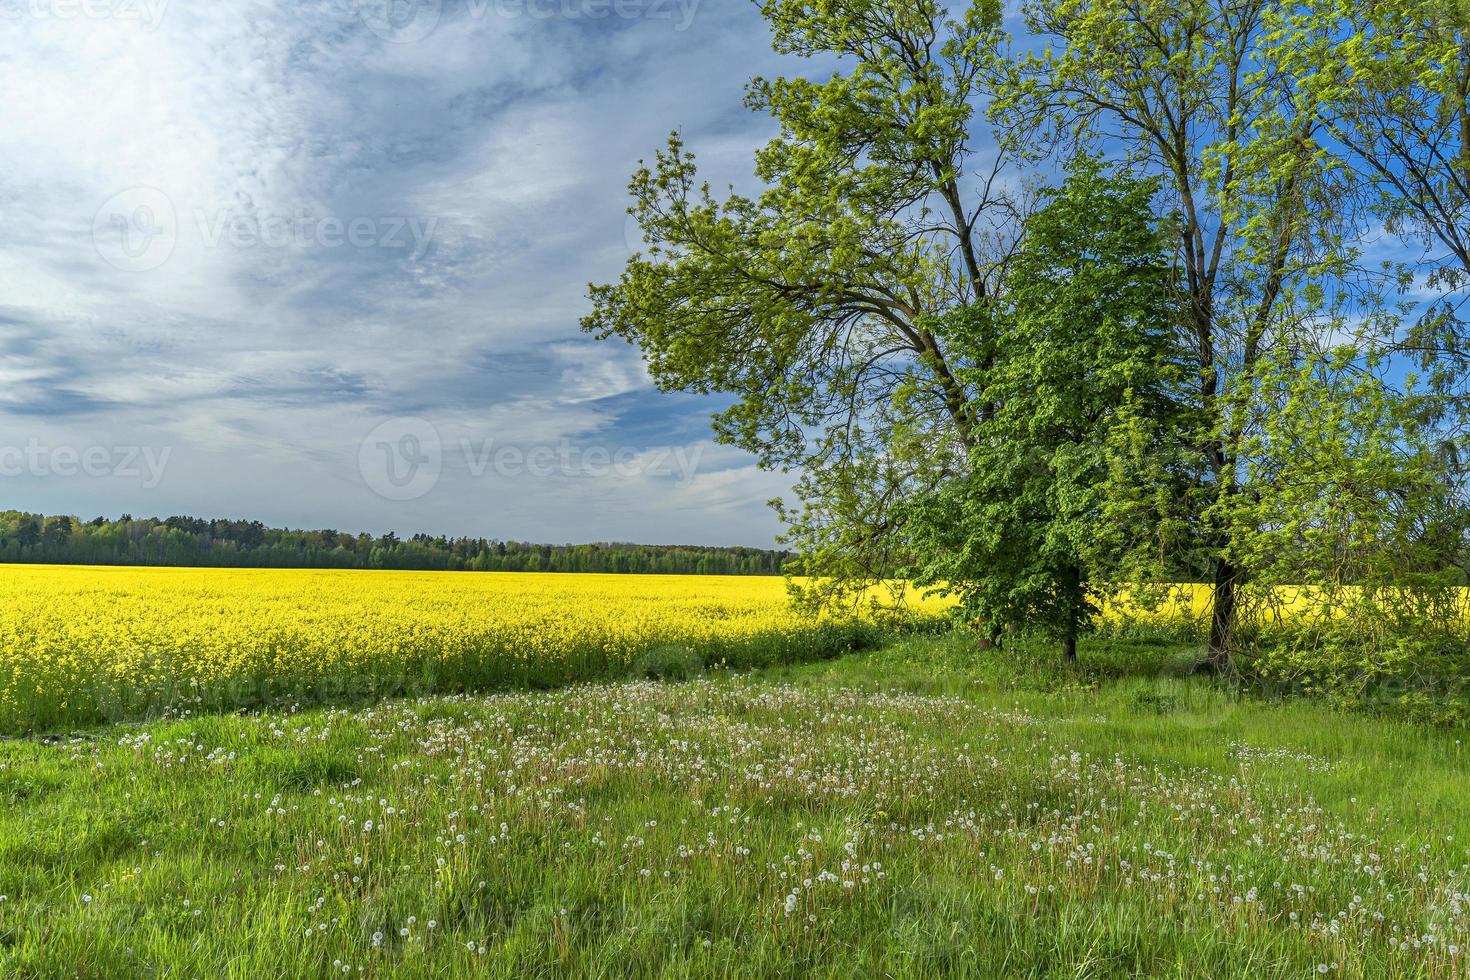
[909,159,1192,662]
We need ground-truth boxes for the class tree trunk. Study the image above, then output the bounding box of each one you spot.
[1204,559,1240,674]
[1061,563,1081,665]
[973,616,1006,651]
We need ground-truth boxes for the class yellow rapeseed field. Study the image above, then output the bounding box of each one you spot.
[0,565,945,733]
[9,566,1421,734]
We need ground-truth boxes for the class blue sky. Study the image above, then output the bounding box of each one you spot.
[0,0,828,546]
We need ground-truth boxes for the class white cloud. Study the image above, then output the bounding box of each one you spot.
[0,0,797,543]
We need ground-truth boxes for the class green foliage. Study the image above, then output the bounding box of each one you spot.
[1238,613,1470,726]
[629,645,705,683]
[992,0,1386,665]
[906,158,1193,658]
[1217,352,1469,596]
[586,0,1016,597]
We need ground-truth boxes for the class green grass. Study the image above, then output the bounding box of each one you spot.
[1,632,1467,978]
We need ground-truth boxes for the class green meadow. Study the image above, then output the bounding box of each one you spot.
[1,633,1465,979]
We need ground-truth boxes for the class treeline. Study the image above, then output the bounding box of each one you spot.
[0,511,790,576]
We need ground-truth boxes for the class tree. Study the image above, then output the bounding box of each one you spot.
[585,0,1022,603]
[908,159,1191,661]
[994,0,1364,669]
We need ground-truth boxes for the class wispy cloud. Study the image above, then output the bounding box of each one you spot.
[0,0,793,544]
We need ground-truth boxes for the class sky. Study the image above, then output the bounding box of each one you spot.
[0,0,821,546]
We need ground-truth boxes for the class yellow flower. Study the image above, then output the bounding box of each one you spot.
[0,565,949,731]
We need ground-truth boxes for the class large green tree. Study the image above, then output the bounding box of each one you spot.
[585,0,1017,601]
[908,159,1192,661]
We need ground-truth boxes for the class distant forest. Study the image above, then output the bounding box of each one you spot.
[0,511,790,576]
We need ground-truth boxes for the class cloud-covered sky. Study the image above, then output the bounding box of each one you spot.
[0,0,804,545]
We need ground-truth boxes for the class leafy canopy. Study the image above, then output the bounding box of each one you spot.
[908,158,1192,656]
